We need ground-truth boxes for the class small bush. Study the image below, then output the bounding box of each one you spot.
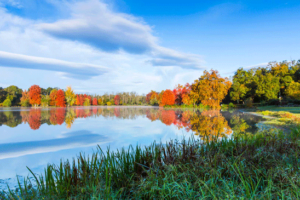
[107,102,112,106]
[228,102,235,108]
[3,99,12,107]
[21,99,30,107]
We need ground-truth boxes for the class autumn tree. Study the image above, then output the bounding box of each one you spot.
[87,96,92,105]
[286,81,300,100]
[93,97,98,105]
[49,89,57,106]
[191,70,231,109]
[20,90,30,107]
[56,89,66,107]
[65,86,76,106]
[114,95,120,105]
[98,98,102,105]
[161,89,175,106]
[29,85,41,107]
[28,109,41,130]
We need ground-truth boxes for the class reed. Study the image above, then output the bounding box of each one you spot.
[1,127,300,199]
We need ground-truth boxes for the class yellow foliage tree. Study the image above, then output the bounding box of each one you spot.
[286,81,300,100]
[65,86,76,106]
[191,70,232,109]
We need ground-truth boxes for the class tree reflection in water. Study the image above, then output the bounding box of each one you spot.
[0,107,260,139]
[28,109,41,130]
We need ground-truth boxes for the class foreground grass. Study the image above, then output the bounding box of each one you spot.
[1,129,300,199]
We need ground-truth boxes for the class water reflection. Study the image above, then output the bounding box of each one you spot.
[0,107,263,139]
[0,107,266,189]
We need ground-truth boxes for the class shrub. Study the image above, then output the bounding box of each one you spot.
[3,99,12,107]
[107,102,112,106]
[228,102,235,108]
[21,99,30,107]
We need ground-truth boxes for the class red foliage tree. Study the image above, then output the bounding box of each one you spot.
[29,85,41,106]
[28,109,41,130]
[78,95,84,106]
[161,89,175,106]
[56,108,66,125]
[146,93,152,104]
[93,98,98,105]
[114,95,120,105]
[114,107,120,117]
[56,89,66,107]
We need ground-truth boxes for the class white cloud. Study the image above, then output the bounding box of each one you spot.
[0,0,204,93]
[38,0,204,70]
[0,51,109,79]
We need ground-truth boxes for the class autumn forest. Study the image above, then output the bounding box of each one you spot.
[1,60,300,109]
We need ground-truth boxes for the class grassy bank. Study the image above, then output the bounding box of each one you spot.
[2,129,300,199]
[258,105,300,113]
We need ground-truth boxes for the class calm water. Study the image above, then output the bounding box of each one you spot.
[0,106,264,189]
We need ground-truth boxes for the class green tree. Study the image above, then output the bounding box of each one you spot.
[286,81,300,100]
[230,82,248,104]
[41,95,51,107]
[3,99,12,107]
[4,85,22,105]
[254,71,280,101]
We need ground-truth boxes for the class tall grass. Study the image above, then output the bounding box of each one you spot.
[1,128,300,199]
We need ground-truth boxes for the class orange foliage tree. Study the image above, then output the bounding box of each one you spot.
[29,85,41,107]
[146,91,158,104]
[161,89,175,106]
[28,109,41,130]
[160,110,176,125]
[191,70,232,109]
[20,90,30,106]
[56,89,66,107]
[93,98,98,105]
[49,89,57,106]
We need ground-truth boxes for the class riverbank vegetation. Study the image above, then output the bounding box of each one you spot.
[1,126,300,199]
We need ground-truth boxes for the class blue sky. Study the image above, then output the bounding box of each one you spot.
[0,0,299,94]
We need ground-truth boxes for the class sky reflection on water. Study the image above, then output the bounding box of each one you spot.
[0,106,263,189]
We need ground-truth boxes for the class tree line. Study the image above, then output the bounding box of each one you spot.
[1,59,299,108]
[230,60,300,105]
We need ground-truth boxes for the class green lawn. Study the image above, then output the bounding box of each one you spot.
[257,106,300,113]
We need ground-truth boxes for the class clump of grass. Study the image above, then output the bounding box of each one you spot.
[1,128,300,199]
[260,110,300,127]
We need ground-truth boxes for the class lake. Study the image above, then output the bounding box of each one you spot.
[0,106,264,190]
